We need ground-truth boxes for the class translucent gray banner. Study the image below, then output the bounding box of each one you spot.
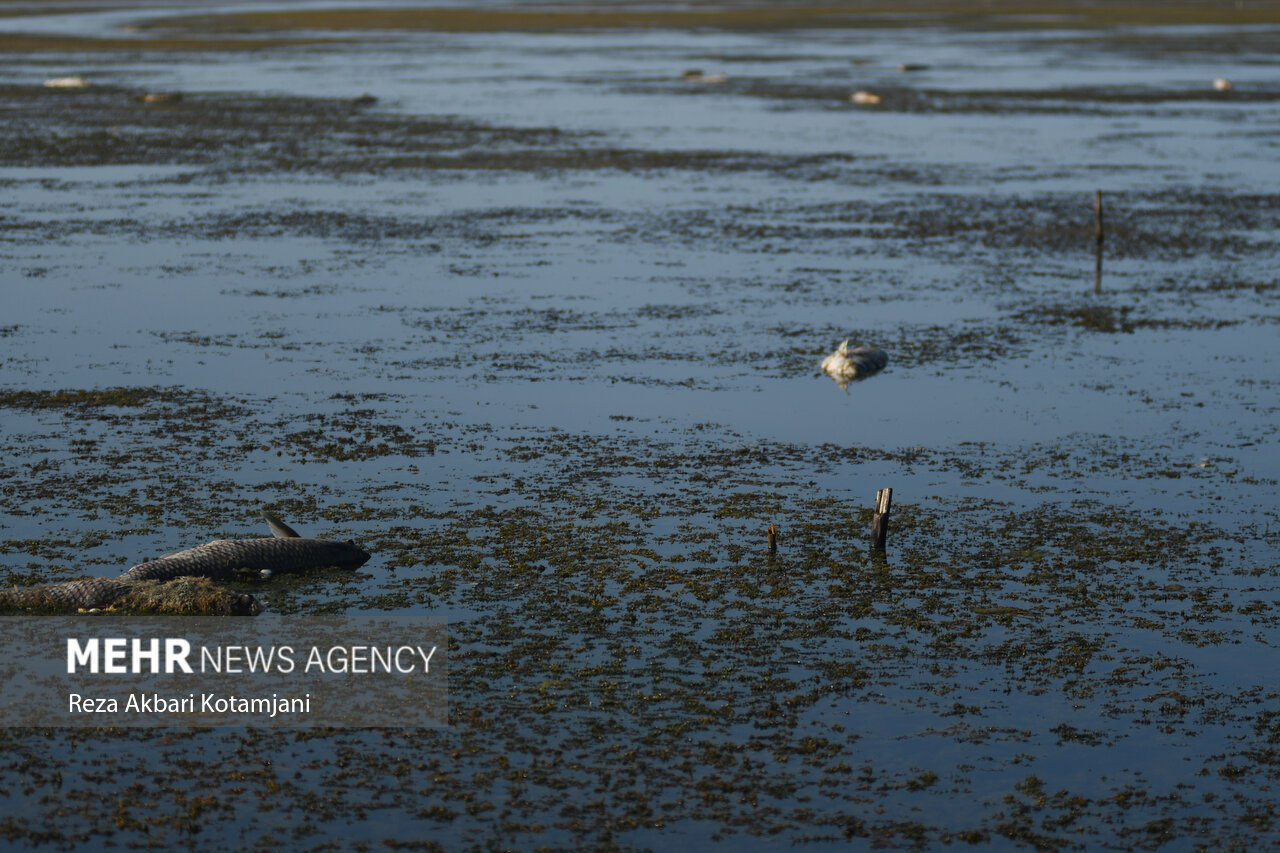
[0,611,448,727]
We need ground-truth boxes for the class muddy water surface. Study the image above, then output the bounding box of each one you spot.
[1,2,1279,849]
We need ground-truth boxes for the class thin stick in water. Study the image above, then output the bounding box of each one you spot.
[870,488,893,551]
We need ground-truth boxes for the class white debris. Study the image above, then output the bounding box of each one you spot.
[44,76,90,89]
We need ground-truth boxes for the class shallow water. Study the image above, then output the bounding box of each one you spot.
[2,2,1280,850]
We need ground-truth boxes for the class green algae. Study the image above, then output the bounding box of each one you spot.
[0,387,199,410]
[3,387,1275,844]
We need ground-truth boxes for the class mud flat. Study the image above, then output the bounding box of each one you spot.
[1,1,1278,849]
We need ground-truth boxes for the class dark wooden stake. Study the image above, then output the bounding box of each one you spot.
[767,523,778,554]
[870,488,892,551]
[1093,190,1104,293]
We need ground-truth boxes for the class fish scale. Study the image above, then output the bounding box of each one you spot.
[30,578,131,610]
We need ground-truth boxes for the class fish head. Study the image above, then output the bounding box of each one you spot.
[328,539,372,569]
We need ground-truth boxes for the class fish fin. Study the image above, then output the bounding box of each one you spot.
[262,510,302,539]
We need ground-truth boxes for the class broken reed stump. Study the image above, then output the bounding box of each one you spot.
[1094,189,1105,292]
[767,523,778,554]
[870,488,892,551]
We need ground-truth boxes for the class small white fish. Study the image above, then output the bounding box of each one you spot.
[850,90,882,105]
[44,76,90,89]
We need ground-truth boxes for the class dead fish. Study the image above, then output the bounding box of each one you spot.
[821,340,888,389]
[1,511,369,614]
[122,513,370,583]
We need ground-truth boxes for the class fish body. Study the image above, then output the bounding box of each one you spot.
[0,577,130,611]
[0,512,370,614]
[122,537,370,582]
[0,577,260,615]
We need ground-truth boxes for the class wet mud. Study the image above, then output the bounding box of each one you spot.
[133,3,1280,37]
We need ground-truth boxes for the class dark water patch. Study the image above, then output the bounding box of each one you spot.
[2,206,621,248]
[688,190,1280,261]
[0,386,248,419]
[1131,278,1279,297]
[188,205,621,243]
[1018,303,1241,333]
[888,192,1271,259]
[135,4,1280,38]
[0,31,327,52]
[639,79,1280,116]
[1058,24,1280,60]
[0,84,579,174]
[0,84,880,182]
[137,5,881,36]
[362,148,867,181]
[224,283,345,298]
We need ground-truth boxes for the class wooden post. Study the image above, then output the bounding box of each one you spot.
[870,488,892,550]
[767,523,778,554]
[1093,190,1104,292]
